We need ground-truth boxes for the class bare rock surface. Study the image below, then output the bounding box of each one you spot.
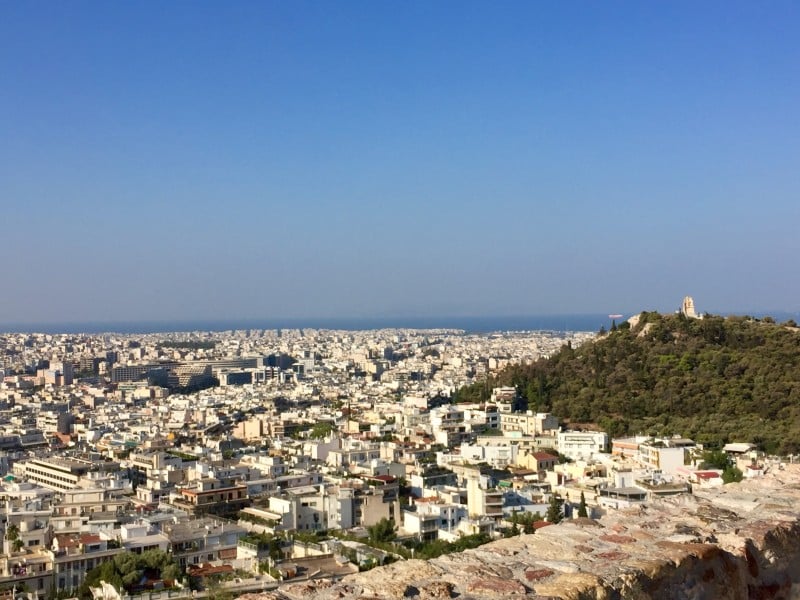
[250,465,800,599]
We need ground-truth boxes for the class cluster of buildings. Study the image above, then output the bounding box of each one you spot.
[0,325,766,598]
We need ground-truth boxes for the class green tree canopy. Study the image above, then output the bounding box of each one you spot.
[367,518,396,544]
[722,465,744,484]
[310,421,336,439]
[546,495,564,524]
[79,550,179,599]
[701,450,730,470]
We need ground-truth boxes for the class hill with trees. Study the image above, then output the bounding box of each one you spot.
[457,312,800,454]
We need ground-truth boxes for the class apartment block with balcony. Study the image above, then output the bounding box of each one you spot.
[162,517,247,569]
[557,431,609,461]
[466,469,504,522]
[170,477,249,517]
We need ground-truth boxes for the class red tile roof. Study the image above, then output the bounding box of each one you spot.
[533,452,558,461]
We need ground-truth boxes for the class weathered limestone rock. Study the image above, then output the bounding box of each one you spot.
[247,465,800,599]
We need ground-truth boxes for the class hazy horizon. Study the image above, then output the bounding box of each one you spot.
[3,2,798,323]
[2,308,798,336]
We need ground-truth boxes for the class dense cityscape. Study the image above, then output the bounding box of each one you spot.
[0,309,786,599]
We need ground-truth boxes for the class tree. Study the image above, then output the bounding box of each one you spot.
[79,561,123,599]
[506,511,520,537]
[508,510,542,534]
[205,577,233,600]
[269,536,283,561]
[546,494,563,524]
[722,466,744,484]
[310,421,335,439]
[367,518,396,544]
[161,563,181,582]
[701,450,729,470]
[79,549,180,599]
[577,492,588,518]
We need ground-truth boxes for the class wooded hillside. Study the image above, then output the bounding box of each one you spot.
[458,312,800,454]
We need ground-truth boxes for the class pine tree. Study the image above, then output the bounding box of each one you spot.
[510,511,520,536]
[577,491,588,518]
[546,494,563,524]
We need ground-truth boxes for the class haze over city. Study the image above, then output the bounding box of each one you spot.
[2,2,799,325]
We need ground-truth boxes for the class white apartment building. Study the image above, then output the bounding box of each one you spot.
[402,501,466,542]
[458,443,518,469]
[499,411,559,436]
[13,459,91,492]
[557,431,608,461]
[637,438,695,475]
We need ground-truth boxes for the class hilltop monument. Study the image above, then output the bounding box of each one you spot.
[680,295,698,318]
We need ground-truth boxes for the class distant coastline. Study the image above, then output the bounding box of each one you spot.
[2,311,797,336]
[0,314,614,335]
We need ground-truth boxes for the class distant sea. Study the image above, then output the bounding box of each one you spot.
[0,314,618,335]
[2,311,796,335]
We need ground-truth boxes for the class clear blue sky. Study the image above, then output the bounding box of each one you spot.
[2,1,799,323]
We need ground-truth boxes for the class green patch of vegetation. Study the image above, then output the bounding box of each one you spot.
[506,510,543,536]
[240,532,284,560]
[309,421,336,439]
[166,450,198,461]
[367,518,396,544]
[329,526,492,563]
[292,530,327,544]
[722,465,744,484]
[475,426,503,436]
[403,533,492,560]
[238,512,278,527]
[700,450,730,470]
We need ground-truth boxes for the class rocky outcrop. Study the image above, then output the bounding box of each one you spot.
[245,465,800,599]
